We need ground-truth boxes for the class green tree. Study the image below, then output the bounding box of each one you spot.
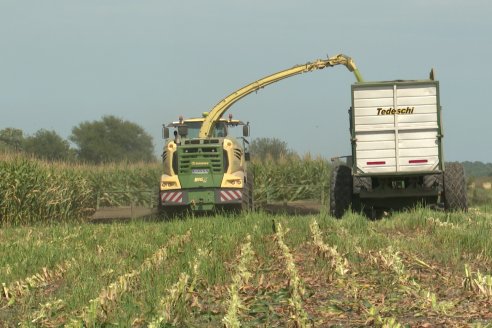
[249,137,294,162]
[23,129,72,161]
[0,128,25,152]
[70,115,155,164]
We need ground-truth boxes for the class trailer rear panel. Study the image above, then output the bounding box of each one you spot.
[351,80,442,175]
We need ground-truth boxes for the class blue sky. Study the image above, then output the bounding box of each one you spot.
[1,0,491,161]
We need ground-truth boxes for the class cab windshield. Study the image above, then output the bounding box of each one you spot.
[182,121,227,138]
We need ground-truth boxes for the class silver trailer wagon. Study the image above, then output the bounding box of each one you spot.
[330,73,467,218]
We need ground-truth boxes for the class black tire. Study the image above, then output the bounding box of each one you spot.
[157,188,164,217]
[423,174,443,189]
[242,171,254,211]
[330,165,353,218]
[352,176,370,213]
[157,188,176,219]
[248,172,254,211]
[353,176,371,193]
[443,163,468,211]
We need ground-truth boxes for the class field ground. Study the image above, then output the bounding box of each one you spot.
[91,201,322,221]
[1,207,492,327]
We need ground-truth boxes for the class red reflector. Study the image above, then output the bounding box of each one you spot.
[367,161,386,165]
[409,159,428,164]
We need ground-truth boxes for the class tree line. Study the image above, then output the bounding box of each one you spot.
[3,116,491,176]
[0,116,155,164]
[1,113,297,165]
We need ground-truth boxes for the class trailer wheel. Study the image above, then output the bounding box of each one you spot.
[352,176,370,213]
[330,165,353,218]
[423,174,443,189]
[353,176,371,193]
[443,162,468,211]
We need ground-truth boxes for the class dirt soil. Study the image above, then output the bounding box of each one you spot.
[91,201,322,222]
[91,206,157,222]
[262,200,322,215]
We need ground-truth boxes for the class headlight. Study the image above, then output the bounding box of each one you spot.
[226,179,242,186]
[161,181,178,188]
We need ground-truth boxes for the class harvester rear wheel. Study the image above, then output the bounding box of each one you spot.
[330,165,353,219]
[443,162,468,211]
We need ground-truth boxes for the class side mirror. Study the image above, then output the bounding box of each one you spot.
[178,125,188,137]
[242,125,250,137]
[163,126,169,139]
[245,152,251,161]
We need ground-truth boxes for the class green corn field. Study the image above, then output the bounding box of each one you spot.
[0,154,333,225]
[1,154,492,326]
[1,209,492,326]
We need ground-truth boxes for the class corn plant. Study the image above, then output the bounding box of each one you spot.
[1,258,75,307]
[148,273,190,328]
[251,156,331,203]
[19,299,66,327]
[275,223,310,328]
[426,216,458,229]
[148,247,208,327]
[309,219,349,278]
[369,246,406,282]
[463,264,492,297]
[365,306,402,328]
[416,289,454,314]
[69,230,191,326]
[222,235,255,328]
[0,158,93,225]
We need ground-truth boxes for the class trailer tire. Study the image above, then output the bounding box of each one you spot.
[353,176,371,193]
[330,165,353,219]
[423,174,443,189]
[443,162,468,211]
[352,177,370,214]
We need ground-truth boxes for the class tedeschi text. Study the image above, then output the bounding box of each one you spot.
[377,107,414,115]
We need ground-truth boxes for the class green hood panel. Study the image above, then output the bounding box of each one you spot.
[176,142,225,188]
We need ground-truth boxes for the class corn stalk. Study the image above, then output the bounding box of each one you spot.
[309,219,349,278]
[222,235,255,328]
[67,230,191,326]
[275,223,310,328]
[1,258,75,307]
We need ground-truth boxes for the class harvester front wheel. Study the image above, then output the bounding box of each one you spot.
[157,189,176,219]
[330,165,353,219]
[443,162,468,211]
[242,172,255,211]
